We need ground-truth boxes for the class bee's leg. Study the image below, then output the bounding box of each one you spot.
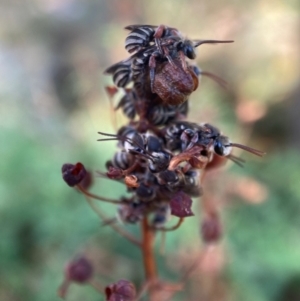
[179,51,188,71]
[162,46,176,67]
[187,132,199,150]
[149,54,157,92]
[154,24,167,54]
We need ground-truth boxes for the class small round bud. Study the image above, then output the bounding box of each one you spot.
[201,214,222,243]
[105,279,136,301]
[65,256,93,283]
[62,163,87,187]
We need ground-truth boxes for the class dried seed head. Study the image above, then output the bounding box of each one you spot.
[62,162,87,187]
[105,279,136,301]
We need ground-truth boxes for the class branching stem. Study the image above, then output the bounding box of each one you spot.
[77,184,124,204]
[141,217,158,300]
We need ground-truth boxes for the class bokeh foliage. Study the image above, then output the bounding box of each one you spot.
[0,0,299,300]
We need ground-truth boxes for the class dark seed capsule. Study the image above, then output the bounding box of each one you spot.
[201,214,222,243]
[62,162,87,187]
[65,256,93,283]
[105,279,136,301]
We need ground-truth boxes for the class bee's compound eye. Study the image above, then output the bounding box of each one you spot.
[214,139,225,156]
[185,44,196,59]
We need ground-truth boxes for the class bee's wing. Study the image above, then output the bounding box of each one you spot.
[124,24,158,31]
[104,58,133,88]
[104,57,132,74]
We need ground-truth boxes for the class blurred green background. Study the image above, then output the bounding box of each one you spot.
[0,0,299,300]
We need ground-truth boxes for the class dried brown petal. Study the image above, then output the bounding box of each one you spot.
[170,191,194,218]
[105,86,119,98]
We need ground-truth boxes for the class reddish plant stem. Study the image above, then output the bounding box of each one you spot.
[77,185,123,204]
[141,217,157,300]
[83,194,141,247]
[151,217,184,232]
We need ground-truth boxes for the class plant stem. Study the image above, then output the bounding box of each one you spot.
[77,185,123,204]
[84,195,142,247]
[141,217,157,300]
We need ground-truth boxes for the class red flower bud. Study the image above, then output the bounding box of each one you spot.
[62,162,87,187]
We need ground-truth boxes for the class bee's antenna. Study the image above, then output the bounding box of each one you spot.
[199,71,228,90]
[98,131,151,157]
[227,154,245,167]
[229,143,266,157]
[193,39,234,48]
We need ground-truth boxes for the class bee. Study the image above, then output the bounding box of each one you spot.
[181,169,203,197]
[147,101,188,126]
[164,122,265,166]
[124,24,180,54]
[114,87,188,125]
[111,151,134,170]
[164,121,200,151]
[140,133,172,173]
[135,182,157,202]
[104,46,158,88]
[151,204,171,228]
[199,123,266,163]
[115,89,137,120]
[98,129,172,173]
[117,201,147,224]
[124,24,233,66]
[157,168,202,196]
